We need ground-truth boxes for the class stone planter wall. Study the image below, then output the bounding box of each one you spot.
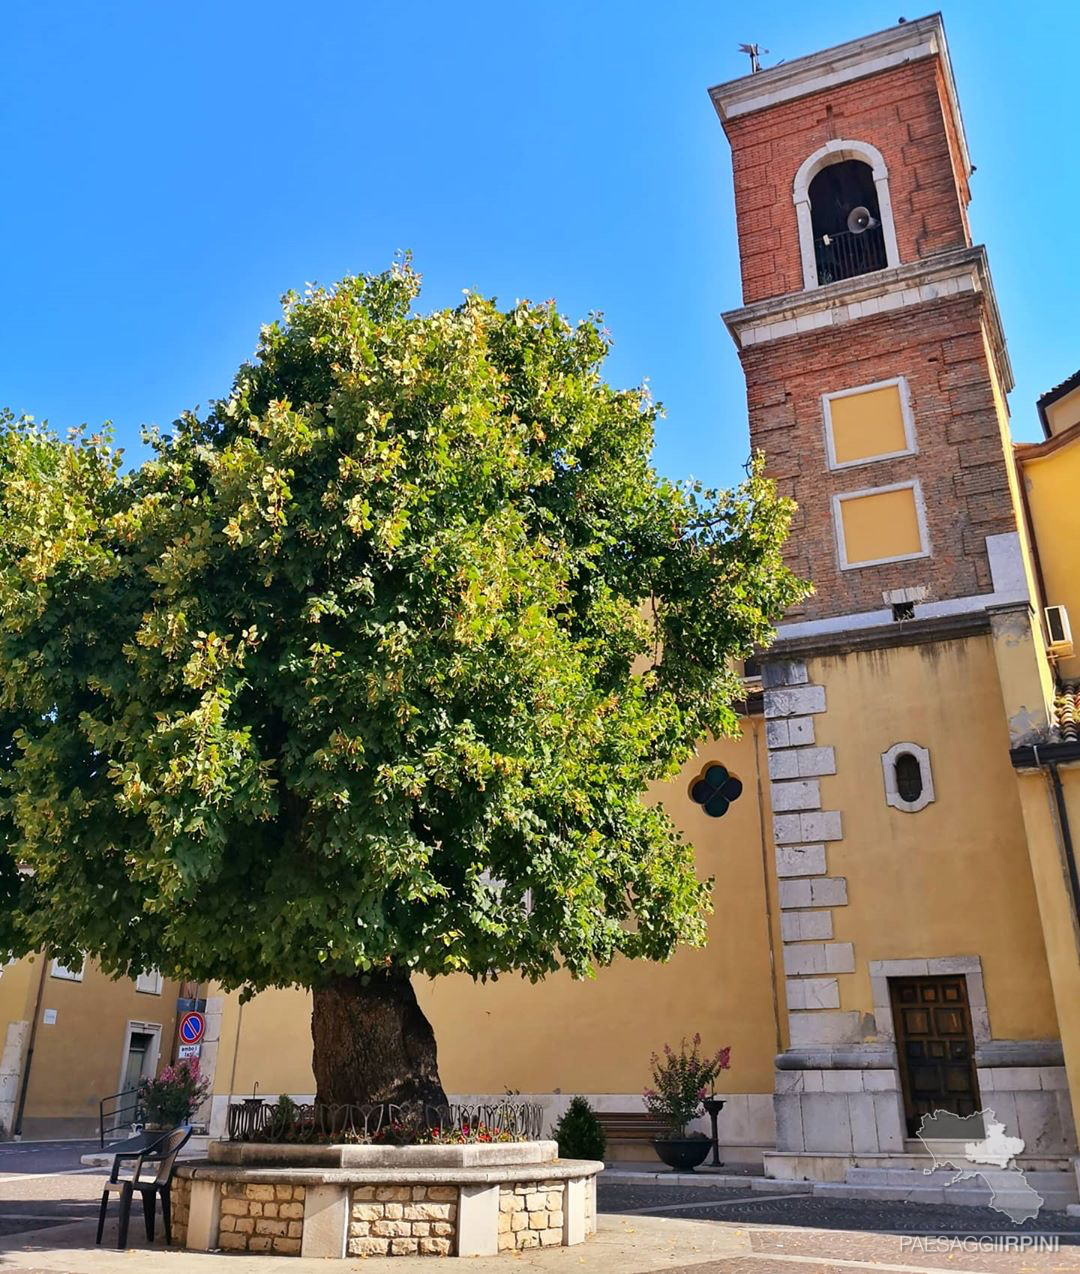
[176,1141,601,1258]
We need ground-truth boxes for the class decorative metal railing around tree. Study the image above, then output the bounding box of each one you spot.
[226,1098,544,1144]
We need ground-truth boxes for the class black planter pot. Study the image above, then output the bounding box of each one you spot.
[650,1136,712,1172]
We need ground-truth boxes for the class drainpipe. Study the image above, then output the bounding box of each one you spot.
[12,953,49,1139]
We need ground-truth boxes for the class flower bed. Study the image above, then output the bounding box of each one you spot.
[227,1098,542,1146]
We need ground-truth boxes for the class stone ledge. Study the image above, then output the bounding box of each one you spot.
[974,1039,1065,1068]
[208,1139,559,1169]
[776,1045,897,1071]
[177,1158,603,1187]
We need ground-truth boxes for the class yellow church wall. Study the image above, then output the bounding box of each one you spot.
[1020,432,1080,681]
[1010,765,1080,1138]
[212,717,785,1108]
[807,636,1058,1041]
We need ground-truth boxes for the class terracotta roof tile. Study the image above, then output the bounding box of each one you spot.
[1039,369,1080,410]
[1055,682,1080,743]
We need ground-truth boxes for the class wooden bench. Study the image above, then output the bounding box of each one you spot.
[595,1112,668,1162]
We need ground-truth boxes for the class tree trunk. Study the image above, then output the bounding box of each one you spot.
[310,969,448,1112]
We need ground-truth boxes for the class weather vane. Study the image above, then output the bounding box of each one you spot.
[738,42,767,73]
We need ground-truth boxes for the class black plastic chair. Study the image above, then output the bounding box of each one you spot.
[95,1124,192,1249]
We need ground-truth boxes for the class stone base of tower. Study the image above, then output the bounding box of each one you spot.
[768,1040,1080,1208]
[772,1046,906,1158]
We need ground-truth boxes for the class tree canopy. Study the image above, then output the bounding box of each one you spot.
[0,262,805,1000]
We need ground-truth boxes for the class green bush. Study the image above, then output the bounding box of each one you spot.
[553,1096,606,1160]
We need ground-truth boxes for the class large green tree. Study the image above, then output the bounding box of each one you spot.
[0,263,805,1108]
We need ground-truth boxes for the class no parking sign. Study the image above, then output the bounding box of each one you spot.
[178,1010,205,1046]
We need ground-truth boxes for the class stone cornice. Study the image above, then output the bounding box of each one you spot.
[708,13,971,180]
[767,610,992,662]
[722,245,1014,394]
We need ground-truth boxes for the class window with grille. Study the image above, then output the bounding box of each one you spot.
[894,753,923,803]
[690,765,744,818]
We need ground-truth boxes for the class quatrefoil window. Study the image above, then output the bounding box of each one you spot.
[690,764,744,818]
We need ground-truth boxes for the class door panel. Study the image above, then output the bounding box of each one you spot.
[889,975,981,1136]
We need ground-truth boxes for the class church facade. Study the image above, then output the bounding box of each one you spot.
[3,15,1080,1209]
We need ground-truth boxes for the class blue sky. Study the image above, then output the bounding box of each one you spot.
[3,2,1076,490]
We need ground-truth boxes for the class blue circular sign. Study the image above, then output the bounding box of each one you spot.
[179,1011,205,1045]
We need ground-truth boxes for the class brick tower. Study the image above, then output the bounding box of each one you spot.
[710,17,1071,1171]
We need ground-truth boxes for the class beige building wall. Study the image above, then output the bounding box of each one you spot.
[0,954,182,1139]
[1043,384,1080,439]
[0,958,38,1137]
[1020,428,1080,681]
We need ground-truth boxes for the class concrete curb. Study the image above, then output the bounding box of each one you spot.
[602,1168,810,1193]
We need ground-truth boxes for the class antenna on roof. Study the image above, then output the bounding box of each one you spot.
[738,42,768,73]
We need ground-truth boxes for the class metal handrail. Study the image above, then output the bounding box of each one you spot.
[99,1088,144,1148]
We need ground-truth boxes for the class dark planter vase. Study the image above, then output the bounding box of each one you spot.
[650,1136,712,1172]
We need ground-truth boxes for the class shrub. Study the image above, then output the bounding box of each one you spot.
[643,1034,731,1137]
[138,1057,210,1127]
[553,1096,607,1160]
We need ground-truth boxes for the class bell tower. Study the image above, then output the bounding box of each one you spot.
[711,14,1023,631]
[710,17,1068,1171]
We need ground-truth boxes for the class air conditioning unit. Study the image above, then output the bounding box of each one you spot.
[1045,604,1074,657]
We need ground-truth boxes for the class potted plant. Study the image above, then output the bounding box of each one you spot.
[137,1057,210,1129]
[643,1034,731,1172]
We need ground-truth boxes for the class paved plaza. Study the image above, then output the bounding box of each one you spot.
[3,1141,1080,1272]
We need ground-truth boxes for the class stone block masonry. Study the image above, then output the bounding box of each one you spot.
[171,1174,192,1247]
[765,658,858,1052]
[348,1185,457,1258]
[217,1182,307,1256]
[497,1181,566,1252]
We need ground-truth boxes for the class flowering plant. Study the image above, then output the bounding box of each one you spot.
[643,1035,731,1137]
[138,1057,210,1127]
[368,1118,517,1145]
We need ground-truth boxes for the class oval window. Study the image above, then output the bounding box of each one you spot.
[894,752,923,803]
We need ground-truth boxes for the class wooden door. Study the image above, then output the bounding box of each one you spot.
[889,976,981,1136]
